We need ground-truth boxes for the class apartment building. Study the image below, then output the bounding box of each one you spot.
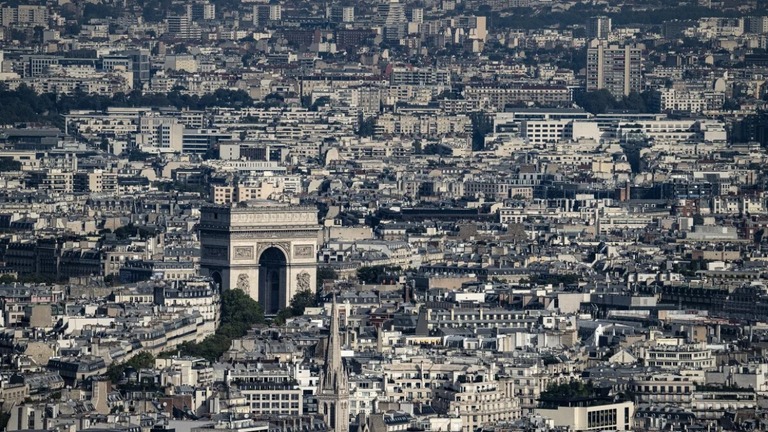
[374,113,471,137]
[586,40,643,98]
[638,340,716,370]
[0,5,47,26]
[419,307,539,332]
[587,16,612,39]
[464,181,533,200]
[26,169,73,194]
[433,372,520,432]
[154,280,220,325]
[390,67,450,86]
[464,85,572,110]
[656,88,725,113]
[380,359,466,404]
[536,400,634,431]
[239,382,303,416]
[74,170,118,194]
[631,373,695,405]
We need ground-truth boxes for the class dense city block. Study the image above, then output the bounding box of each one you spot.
[0,0,766,431]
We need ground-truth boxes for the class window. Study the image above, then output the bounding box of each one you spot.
[588,408,617,429]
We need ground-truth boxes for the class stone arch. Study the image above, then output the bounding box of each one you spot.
[199,205,320,313]
[258,241,291,260]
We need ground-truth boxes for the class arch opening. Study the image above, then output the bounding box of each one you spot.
[258,247,287,314]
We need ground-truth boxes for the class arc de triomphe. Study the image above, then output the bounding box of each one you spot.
[198,203,320,314]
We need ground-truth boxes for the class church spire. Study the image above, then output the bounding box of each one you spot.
[323,294,345,391]
[317,294,349,432]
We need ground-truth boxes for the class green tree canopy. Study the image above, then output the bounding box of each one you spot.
[574,89,616,114]
[289,289,317,316]
[356,114,376,137]
[106,351,155,384]
[357,265,402,284]
[167,289,265,361]
[0,158,22,172]
[274,288,318,325]
[317,267,338,283]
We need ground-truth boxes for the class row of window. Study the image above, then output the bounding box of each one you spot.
[635,385,692,393]
[249,402,300,409]
[586,407,629,429]
[245,393,300,401]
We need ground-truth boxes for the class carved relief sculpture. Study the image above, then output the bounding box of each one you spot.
[294,244,314,258]
[233,246,254,260]
[297,272,311,292]
[237,274,250,293]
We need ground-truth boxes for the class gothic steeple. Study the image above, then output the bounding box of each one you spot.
[317,295,349,432]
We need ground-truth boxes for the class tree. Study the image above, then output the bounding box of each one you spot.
[113,224,157,240]
[106,351,155,384]
[104,274,120,286]
[0,158,21,172]
[264,92,285,107]
[289,289,317,316]
[273,309,291,325]
[310,96,331,111]
[540,381,595,402]
[356,114,376,137]
[574,89,616,114]
[221,289,264,323]
[423,143,453,156]
[723,98,741,111]
[357,266,382,284]
[128,150,152,161]
[357,265,401,284]
[83,3,119,20]
[317,267,338,284]
[273,288,318,325]
[169,289,265,361]
[620,91,647,112]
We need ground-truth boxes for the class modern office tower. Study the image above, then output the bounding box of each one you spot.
[745,16,768,34]
[253,4,281,26]
[587,16,612,39]
[341,6,354,22]
[586,40,643,98]
[376,0,407,42]
[186,2,215,21]
[410,7,423,24]
[124,48,151,85]
[167,14,191,39]
[269,4,282,21]
[330,5,354,23]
